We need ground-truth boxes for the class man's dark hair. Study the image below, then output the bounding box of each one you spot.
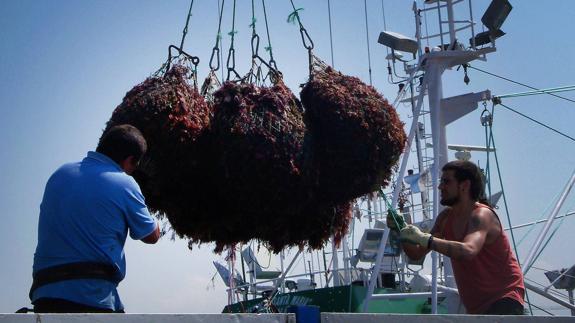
[96,124,147,164]
[442,160,487,203]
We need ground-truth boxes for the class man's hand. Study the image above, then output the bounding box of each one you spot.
[400,224,431,247]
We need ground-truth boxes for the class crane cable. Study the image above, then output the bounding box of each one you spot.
[287,0,314,76]
[363,0,373,85]
[482,102,534,315]
[179,0,196,50]
[468,65,575,105]
[261,0,277,70]
[226,0,241,81]
[327,0,335,67]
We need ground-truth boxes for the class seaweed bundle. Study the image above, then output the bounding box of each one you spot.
[301,64,407,204]
[103,62,405,253]
[207,80,312,251]
[105,65,213,233]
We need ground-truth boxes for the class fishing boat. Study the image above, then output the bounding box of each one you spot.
[211,0,575,316]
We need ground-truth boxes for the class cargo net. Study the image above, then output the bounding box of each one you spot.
[105,65,213,234]
[207,78,313,252]
[301,55,407,204]
[103,61,405,253]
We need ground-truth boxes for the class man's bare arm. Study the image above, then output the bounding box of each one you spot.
[402,209,448,261]
[141,223,160,244]
[428,208,491,260]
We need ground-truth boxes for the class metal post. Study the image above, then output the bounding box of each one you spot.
[569,289,575,316]
[427,58,457,313]
[523,169,575,275]
[427,62,443,315]
[410,79,429,219]
[280,250,285,293]
[391,75,427,208]
[332,238,340,286]
[524,281,575,312]
[446,0,456,47]
[342,235,351,284]
[362,228,391,312]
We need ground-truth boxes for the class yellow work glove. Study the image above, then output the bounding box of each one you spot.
[400,224,431,247]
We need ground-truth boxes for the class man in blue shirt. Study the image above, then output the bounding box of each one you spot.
[30,124,160,313]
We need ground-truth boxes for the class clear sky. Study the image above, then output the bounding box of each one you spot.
[1,0,574,315]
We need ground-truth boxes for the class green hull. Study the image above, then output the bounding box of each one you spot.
[223,285,447,314]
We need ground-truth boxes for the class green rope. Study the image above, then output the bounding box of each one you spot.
[496,85,575,99]
[250,0,257,34]
[260,0,277,70]
[226,0,239,81]
[379,189,405,230]
[488,125,534,315]
[287,8,304,24]
[468,65,575,104]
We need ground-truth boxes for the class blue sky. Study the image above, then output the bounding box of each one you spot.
[1,0,574,314]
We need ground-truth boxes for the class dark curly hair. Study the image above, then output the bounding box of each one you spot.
[442,160,488,204]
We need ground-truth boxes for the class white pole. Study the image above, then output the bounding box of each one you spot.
[446,0,456,47]
[523,169,575,275]
[280,250,285,293]
[342,235,351,285]
[391,75,427,208]
[427,62,443,315]
[569,289,575,316]
[362,228,391,312]
[332,238,340,286]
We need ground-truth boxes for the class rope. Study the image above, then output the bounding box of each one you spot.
[261,0,277,70]
[468,65,575,104]
[327,0,335,67]
[496,85,575,99]
[526,302,555,316]
[379,189,405,230]
[209,0,226,72]
[217,0,225,80]
[179,0,195,50]
[249,0,261,81]
[516,191,561,246]
[530,215,567,268]
[497,102,575,143]
[380,0,389,56]
[287,0,314,74]
[226,0,240,80]
[363,0,373,85]
[487,121,534,314]
[481,102,492,199]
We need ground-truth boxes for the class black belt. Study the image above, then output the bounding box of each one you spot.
[30,262,121,300]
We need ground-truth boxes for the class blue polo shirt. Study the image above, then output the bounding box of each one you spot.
[32,151,157,311]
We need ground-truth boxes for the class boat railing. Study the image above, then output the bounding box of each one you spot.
[226,267,364,297]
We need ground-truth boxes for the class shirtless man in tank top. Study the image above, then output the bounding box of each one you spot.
[393,160,525,315]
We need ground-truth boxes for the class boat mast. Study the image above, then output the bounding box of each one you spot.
[372,0,507,313]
